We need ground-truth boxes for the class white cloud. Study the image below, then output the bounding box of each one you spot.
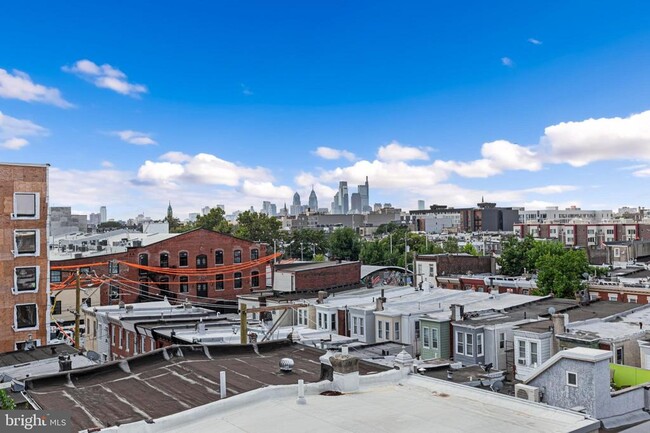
[541,110,650,166]
[501,57,514,67]
[113,130,157,145]
[0,111,47,151]
[313,146,356,161]
[241,83,253,96]
[528,38,542,45]
[100,161,114,168]
[633,168,650,178]
[63,60,147,97]
[136,152,275,188]
[377,141,431,161]
[241,180,293,199]
[0,68,73,108]
[433,140,541,178]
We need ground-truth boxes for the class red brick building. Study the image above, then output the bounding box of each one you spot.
[0,163,50,353]
[52,228,271,306]
[272,261,361,293]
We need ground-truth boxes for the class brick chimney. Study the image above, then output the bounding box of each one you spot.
[330,353,359,392]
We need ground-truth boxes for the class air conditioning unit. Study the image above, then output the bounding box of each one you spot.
[515,383,540,402]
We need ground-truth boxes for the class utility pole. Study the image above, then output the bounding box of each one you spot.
[74,268,81,348]
[300,242,304,261]
[240,303,248,344]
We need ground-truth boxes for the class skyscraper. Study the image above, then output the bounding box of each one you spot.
[338,181,349,214]
[100,206,107,223]
[291,192,302,215]
[350,192,361,213]
[418,200,425,211]
[308,186,318,210]
[293,192,301,206]
[358,176,370,212]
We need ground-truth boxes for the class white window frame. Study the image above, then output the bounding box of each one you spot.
[499,332,506,349]
[112,326,116,346]
[608,293,618,302]
[530,341,538,367]
[566,371,578,387]
[13,229,40,257]
[14,303,39,331]
[477,333,484,356]
[517,339,526,365]
[118,328,123,349]
[456,331,464,355]
[141,335,146,353]
[125,332,131,352]
[353,317,358,335]
[13,266,39,294]
[431,327,438,349]
[628,295,638,304]
[359,317,365,336]
[466,333,474,356]
[378,320,383,339]
[394,322,400,341]
[12,192,39,220]
[385,321,390,340]
[423,326,430,348]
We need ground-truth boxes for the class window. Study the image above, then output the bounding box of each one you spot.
[14,192,39,218]
[158,276,170,294]
[126,333,131,352]
[14,267,38,292]
[423,326,430,348]
[530,341,538,366]
[429,264,435,277]
[112,326,116,346]
[138,253,148,276]
[141,335,146,353]
[15,304,37,329]
[51,270,62,283]
[196,254,208,268]
[518,340,526,365]
[180,276,189,293]
[318,313,323,328]
[628,295,638,304]
[456,332,464,355]
[160,252,169,267]
[109,284,120,301]
[353,317,359,335]
[234,272,242,289]
[197,283,208,297]
[567,371,577,387]
[119,329,123,348]
[466,333,473,356]
[251,271,260,288]
[359,318,365,336]
[215,274,224,290]
[385,321,390,340]
[298,310,308,326]
[179,251,188,267]
[378,320,383,339]
[53,301,62,315]
[499,332,506,349]
[14,230,38,256]
[215,250,224,265]
[251,249,259,260]
[234,250,242,264]
[139,279,149,299]
[108,261,119,274]
[331,313,337,331]
[477,333,484,356]
[431,328,438,349]
[616,347,624,365]
[394,322,400,340]
[608,293,618,302]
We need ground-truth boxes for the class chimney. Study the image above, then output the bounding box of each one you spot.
[58,355,72,372]
[197,319,206,335]
[551,313,569,355]
[317,291,328,304]
[318,349,337,381]
[330,353,359,393]
[393,348,414,378]
[450,304,464,321]
[375,289,387,311]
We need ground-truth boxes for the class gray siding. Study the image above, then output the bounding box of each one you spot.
[452,324,485,366]
[420,319,450,360]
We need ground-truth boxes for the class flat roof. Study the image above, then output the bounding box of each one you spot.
[276,260,359,272]
[107,374,599,433]
[0,344,80,368]
[25,341,387,432]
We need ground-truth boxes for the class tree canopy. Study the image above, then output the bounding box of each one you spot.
[329,227,362,261]
[234,211,282,245]
[194,207,233,234]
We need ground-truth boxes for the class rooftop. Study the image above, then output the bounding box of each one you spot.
[275,260,360,272]
[560,320,646,342]
[101,373,599,433]
[25,341,387,432]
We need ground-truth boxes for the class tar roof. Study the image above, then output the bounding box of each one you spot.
[25,341,386,432]
[0,344,79,368]
[276,260,359,272]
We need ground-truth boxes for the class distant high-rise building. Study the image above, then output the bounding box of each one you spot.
[308,186,318,211]
[89,212,101,226]
[100,206,107,223]
[269,203,277,216]
[358,176,370,212]
[189,213,199,222]
[337,181,349,214]
[290,192,302,215]
[201,206,210,215]
[332,192,341,214]
[216,204,225,211]
[350,192,361,213]
[374,203,382,212]
[293,192,301,206]
[418,200,425,211]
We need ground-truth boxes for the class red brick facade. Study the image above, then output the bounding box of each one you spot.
[291,262,361,292]
[0,164,50,353]
[52,229,270,306]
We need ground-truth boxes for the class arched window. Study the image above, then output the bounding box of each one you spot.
[234,250,242,264]
[179,251,188,267]
[180,276,189,293]
[215,274,224,290]
[196,254,207,268]
[215,250,224,265]
[251,271,260,288]
[160,252,169,267]
[138,253,148,276]
[234,272,243,289]
[251,249,259,260]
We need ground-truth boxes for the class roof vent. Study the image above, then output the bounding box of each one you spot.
[279,358,294,373]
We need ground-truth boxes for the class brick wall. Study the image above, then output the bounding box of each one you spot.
[52,229,269,306]
[293,262,361,292]
[0,164,49,353]
[418,255,495,276]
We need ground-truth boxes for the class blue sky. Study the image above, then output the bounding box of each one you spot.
[1,1,650,220]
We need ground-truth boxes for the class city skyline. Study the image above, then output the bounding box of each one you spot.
[1,3,650,220]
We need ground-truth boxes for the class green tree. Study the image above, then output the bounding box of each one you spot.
[329,227,361,260]
[234,211,282,244]
[286,229,328,260]
[442,237,460,253]
[498,235,537,276]
[195,207,232,234]
[0,389,16,410]
[462,243,479,256]
[535,248,590,298]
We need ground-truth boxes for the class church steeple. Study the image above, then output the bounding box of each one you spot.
[167,201,173,221]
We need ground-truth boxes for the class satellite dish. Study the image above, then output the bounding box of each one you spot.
[548,307,556,315]
[490,381,504,392]
[86,351,101,362]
